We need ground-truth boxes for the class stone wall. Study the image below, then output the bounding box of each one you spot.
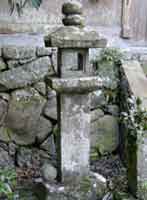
[0,0,122,33]
[90,48,119,158]
[0,46,120,175]
[0,46,57,170]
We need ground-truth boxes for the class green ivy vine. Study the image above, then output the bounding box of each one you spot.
[121,96,147,141]
[0,168,17,200]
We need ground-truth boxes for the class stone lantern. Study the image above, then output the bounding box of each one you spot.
[45,1,107,199]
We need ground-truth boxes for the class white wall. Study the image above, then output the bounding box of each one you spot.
[0,0,122,33]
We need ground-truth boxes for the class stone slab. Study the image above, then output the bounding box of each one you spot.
[121,60,147,198]
[2,46,36,60]
[46,76,103,94]
[60,94,91,182]
[90,115,119,154]
[45,172,107,200]
[122,60,147,102]
[45,26,107,48]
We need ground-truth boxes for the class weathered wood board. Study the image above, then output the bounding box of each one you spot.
[123,0,147,42]
[121,0,132,38]
[131,0,147,42]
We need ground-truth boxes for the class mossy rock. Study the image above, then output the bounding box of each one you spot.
[5,87,52,145]
[91,115,119,155]
[0,58,7,71]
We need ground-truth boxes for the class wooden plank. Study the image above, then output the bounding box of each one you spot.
[131,0,147,42]
[121,0,132,39]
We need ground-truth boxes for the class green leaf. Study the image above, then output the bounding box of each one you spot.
[31,0,42,9]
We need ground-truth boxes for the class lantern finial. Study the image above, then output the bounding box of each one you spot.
[62,1,84,27]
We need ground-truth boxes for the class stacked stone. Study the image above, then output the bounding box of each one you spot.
[0,46,58,174]
[62,1,84,27]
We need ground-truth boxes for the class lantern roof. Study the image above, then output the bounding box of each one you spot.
[45,0,107,48]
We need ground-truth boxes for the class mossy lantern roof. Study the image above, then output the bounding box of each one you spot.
[45,1,107,48]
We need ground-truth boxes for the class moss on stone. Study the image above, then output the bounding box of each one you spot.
[90,151,99,161]
[138,181,147,200]
[114,191,135,200]
[80,176,91,193]
[0,59,7,71]
[127,133,137,196]
[0,127,12,142]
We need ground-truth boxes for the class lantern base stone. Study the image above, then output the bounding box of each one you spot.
[44,172,107,200]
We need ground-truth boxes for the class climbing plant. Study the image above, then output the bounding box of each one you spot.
[8,0,42,15]
[121,96,147,140]
[0,168,17,200]
[91,48,123,70]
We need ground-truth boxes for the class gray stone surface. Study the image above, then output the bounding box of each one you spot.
[121,60,147,198]
[62,1,82,15]
[91,90,106,109]
[16,147,50,168]
[0,57,53,91]
[141,60,147,76]
[36,47,52,57]
[63,15,84,26]
[108,105,119,116]
[97,61,118,90]
[40,135,56,156]
[43,97,57,121]
[91,115,119,154]
[7,60,19,69]
[45,26,107,48]
[47,77,102,94]
[122,60,147,108]
[43,89,57,121]
[0,147,14,167]
[61,49,87,75]
[51,48,58,73]
[8,142,16,156]
[18,57,36,65]
[16,147,38,168]
[60,94,91,182]
[34,81,46,96]
[36,116,52,144]
[2,46,36,60]
[0,98,8,126]
[90,108,104,122]
[0,92,10,101]
[140,54,147,63]
[45,172,107,200]
[41,163,57,182]
[5,88,46,145]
